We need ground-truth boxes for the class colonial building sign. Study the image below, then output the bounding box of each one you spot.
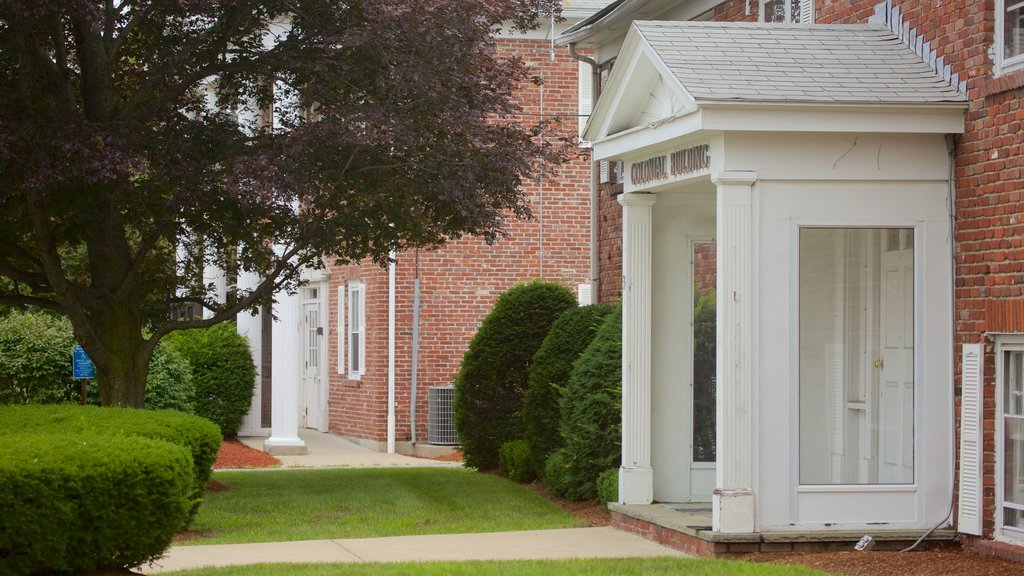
[630,144,710,186]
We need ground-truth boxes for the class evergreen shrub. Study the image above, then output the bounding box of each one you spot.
[554,304,622,500]
[141,341,195,413]
[523,303,614,477]
[0,311,76,404]
[164,322,256,436]
[454,280,577,470]
[0,404,221,520]
[543,448,572,496]
[498,439,535,483]
[0,433,193,575]
[596,467,619,505]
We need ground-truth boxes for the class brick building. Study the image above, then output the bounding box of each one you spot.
[557,0,1024,560]
[242,3,609,456]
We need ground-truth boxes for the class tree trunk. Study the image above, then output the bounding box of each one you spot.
[83,299,155,408]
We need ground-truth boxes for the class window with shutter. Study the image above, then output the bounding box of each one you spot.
[760,0,813,23]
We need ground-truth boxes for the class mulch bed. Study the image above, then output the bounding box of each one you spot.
[213,437,281,469]
[746,549,1022,575]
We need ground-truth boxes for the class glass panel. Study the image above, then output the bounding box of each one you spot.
[762,0,802,23]
[1006,1,1024,60]
[799,228,915,485]
[1006,417,1024,529]
[693,242,717,463]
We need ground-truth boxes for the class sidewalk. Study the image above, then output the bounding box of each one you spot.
[143,527,688,573]
[235,428,461,469]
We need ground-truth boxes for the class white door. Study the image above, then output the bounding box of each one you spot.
[877,232,914,483]
[301,286,328,431]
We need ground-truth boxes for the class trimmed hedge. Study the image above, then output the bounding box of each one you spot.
[164,322,256,436]
[552,304,622,501]
[523,303,615,478]
[454,280,577,470]
[498,439,535,483]
[0,433,193,575]
[0,404,221,519]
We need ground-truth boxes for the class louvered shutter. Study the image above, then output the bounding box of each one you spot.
[957,343,983,535]
[800,0,814,23]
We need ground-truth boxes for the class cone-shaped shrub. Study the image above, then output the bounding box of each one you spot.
[552,304,622,500]
[523,303,615,476]
[454,280,577,470]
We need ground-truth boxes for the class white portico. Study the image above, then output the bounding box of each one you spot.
[590,21,966,538]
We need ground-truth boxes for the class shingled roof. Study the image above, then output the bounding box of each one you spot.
[634,21,967,104]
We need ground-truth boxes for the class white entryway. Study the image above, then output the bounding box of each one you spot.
[301,284,329,431]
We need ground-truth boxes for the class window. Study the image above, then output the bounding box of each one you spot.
[999,344,1024,540]
[799,228,914,485]
[998,1,1024,74]
[348,282,365,379]
[760,0,813,23]
[336,285,345,375]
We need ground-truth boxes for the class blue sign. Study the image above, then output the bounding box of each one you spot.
[72,345,96,379]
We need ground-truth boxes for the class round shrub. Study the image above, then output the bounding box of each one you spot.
[164,322,256,436]
[498,439,535,483]
[543,448,572,496]
[597,467,619,505]
[144,341,195,413]
[0,404,221,522]
[523,303,615,477]
[0,311,76,404]
[0,433,193,575]
[454,280,577,470]
[554,304,622,501]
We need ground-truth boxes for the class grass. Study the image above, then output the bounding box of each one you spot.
[184,468,584,545]
[162,558,836,576]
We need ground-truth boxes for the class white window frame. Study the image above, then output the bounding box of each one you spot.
[347,281,365,380]
[996,335,1024,546]
[759,0,813,23]
[996,0,1024,76]
[336,285,345,375]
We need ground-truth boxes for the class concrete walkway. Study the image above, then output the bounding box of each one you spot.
[143,527,687,573]
[235,429,461,469]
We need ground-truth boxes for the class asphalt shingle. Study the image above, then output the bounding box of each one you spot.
[633,21,967,104]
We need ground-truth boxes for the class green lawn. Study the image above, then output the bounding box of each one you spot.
[184,468,584,545]
[162,558,836,576]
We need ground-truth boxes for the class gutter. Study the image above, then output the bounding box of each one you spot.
[387,250,396,454]
[567,43,601,302]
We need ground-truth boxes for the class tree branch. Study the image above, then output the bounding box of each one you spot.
[0,293,66,313]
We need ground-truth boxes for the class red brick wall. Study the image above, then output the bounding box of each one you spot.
[325,36,592,445]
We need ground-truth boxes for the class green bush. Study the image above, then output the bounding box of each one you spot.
[0,404,221,521]
[454,280,577,470]
[0,433,193,575]
[523,303,615,477]
[142,341,195,412]
[164,322,256,436]
[0,311,76,404]
[543,448,572,496]
[554,304,622,501]
[596,467,619,505]
[498,439,535,483]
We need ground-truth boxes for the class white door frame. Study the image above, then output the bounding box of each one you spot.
[995,335,1024,546]
[300,283,329,431]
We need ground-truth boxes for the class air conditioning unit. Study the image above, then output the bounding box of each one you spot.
[428,386,459,445]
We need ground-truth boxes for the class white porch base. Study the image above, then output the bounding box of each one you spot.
[263,436,308,455]
[619,466,654,504]
[713,489,755,533]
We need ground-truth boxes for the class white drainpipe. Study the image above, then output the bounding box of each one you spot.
[387,250,397,453]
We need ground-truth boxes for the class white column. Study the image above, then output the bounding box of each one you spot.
[264,288,307,454]
[236,268,264,436]
[712,171,757,533]
[618,192,656,504]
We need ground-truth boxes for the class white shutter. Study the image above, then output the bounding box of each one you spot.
[578,61,593,145]
[578,283,594,306]
[800,0,814,23]
[599,160,610,184]
[957,343,984,535]
[336,285,345,375]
